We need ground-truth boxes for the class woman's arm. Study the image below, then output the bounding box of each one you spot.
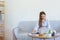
[47,21,56,33]
[32,29,36,33]
[47,21,51,29]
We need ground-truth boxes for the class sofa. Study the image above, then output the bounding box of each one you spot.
[13,21,60,40]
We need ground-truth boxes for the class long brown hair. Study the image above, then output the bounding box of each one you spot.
[39,11,46,28]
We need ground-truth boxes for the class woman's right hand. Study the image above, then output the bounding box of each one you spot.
[32,29,36,34]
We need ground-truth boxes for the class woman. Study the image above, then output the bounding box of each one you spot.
[32,11,53,40]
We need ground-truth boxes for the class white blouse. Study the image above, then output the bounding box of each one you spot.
[34,20,52,33]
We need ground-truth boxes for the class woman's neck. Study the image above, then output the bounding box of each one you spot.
[42,19,46,22]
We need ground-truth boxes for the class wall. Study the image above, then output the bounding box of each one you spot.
[5,0,60,40]
[0,0,4,1]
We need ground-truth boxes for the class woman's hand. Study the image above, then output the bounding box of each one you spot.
[32,29,36,33]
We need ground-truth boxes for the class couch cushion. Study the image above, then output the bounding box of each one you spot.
[17,21,37,33]
[50,21,60,33]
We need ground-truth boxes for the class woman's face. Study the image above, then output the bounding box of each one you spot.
[41,14,46,20]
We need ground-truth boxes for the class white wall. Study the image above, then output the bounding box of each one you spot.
[5,0,60,40]
[0,0,4,1]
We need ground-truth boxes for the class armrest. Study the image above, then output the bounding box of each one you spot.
[13,27,28,38]
[13,27,20,38]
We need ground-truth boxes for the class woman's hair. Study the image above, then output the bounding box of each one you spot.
[39,11,46,28]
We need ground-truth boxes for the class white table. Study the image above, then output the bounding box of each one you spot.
[28,33,60,40]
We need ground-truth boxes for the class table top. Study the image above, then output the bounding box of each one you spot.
[28,33,60,39]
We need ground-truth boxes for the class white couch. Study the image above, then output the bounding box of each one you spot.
[13,21,60,40]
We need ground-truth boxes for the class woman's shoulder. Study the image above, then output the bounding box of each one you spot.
[46,19,50,24]
[35,22,39,27]
[46,19,49,22]
[46,19,48,21]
